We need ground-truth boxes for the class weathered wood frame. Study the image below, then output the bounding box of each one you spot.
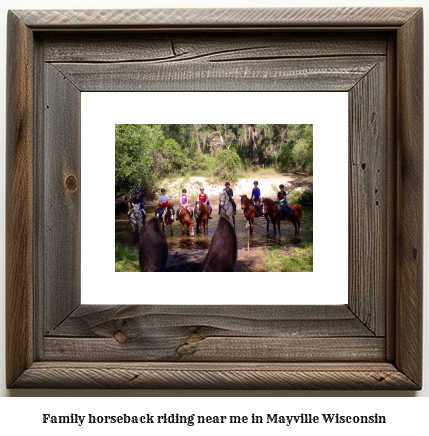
[6,8,423,389]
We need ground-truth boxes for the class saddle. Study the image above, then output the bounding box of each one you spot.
[252,201,263,216]
[280,204,292,220]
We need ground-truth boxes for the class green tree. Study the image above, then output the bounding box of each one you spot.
[214,149,242,181]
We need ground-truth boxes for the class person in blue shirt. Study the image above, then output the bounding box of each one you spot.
[250,180,262,216]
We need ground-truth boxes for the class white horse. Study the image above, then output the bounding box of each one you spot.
[219,191,236,229]
[129,203,143,244]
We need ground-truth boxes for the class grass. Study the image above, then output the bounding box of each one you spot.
[115,243,140,272]
[259,243,313,272]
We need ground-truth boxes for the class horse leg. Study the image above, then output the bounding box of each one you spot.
[271,218,277,235]
[292,217,300,236]
[266,215,270,233]
[170,223,173,237]
[250,218,254,234]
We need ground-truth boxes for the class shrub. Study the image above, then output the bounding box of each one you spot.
[214,150,242,181]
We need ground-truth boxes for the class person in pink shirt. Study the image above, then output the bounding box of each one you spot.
[176,188,192,220]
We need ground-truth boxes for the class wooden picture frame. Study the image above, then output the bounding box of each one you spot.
[6,8,423,389]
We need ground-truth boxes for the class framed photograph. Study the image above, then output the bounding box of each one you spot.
[6,7,423,389]
[86,93,347,305]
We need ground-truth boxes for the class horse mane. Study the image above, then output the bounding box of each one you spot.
[263,197,276,206]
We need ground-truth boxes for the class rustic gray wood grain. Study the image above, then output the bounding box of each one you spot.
[12,362,418,390]
[395,9,424,388]
[6,11,34,389]
[42,34,388,63]
[43,64,81,333]
[13,8,420,29]
[348,61,386,336]
[52,56,384,92]
[6,7,423,390]
[44,337,385,362]
[44,305,380,362]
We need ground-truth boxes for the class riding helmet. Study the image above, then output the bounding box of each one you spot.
[182,189,187,193]
[254,181,258,185]
[225,182,230,186]
[161,188,166,192]
[279,184,284,189]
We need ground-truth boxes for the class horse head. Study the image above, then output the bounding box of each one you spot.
[239,194,249,209]
[198,201,206,213]
[187,220,195,236]
[139,217,168,271]
[131,202,140,215]
[262,198,269,214]
[219,191,227,206]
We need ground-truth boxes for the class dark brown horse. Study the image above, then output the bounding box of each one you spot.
[194,201,211,233]
[240,194,264,234]
[139,216,237,272]
[178,208,195,236]
[139,217,168,271]
[155,203,175,236]
[262,197,303,236]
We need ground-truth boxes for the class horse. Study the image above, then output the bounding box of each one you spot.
[239,194,264,234]
[129,203,143,244]
[194,201,211,233]
[139,217,168,271]
[262,197,303,236]
[178,208,195,236]
[155,203,175,237]
[219,190,236,229]
[139,216,237,272]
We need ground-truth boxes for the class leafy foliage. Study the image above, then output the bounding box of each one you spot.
[214,150,242,181]
[115,124,313,198]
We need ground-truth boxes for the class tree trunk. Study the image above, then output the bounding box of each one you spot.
[247,124,259,167]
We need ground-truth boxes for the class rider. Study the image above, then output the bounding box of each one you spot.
[277,184,288,206]
[176,188,192,221]
[277,184,291,219]
[250,180,262,216]
[219,182,235,215]
[128,190,146,223]
[198,186,212,219]
[156,188,170,219]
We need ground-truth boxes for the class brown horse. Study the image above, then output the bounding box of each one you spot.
[139,217,168,271]
[194,201,211,233]
[262,197,303,236]
[239,194,264,234]
[178,208,195,236]
[155,203,175,236]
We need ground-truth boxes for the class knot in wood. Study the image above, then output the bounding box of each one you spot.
[114,331,128,343]
[64,174,78,193]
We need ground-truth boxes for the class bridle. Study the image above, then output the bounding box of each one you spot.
[220,191,231,213]
[130,206,143,222]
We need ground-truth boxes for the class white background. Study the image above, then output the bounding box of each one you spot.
[0,0,428,426]
[82,92,348,305]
